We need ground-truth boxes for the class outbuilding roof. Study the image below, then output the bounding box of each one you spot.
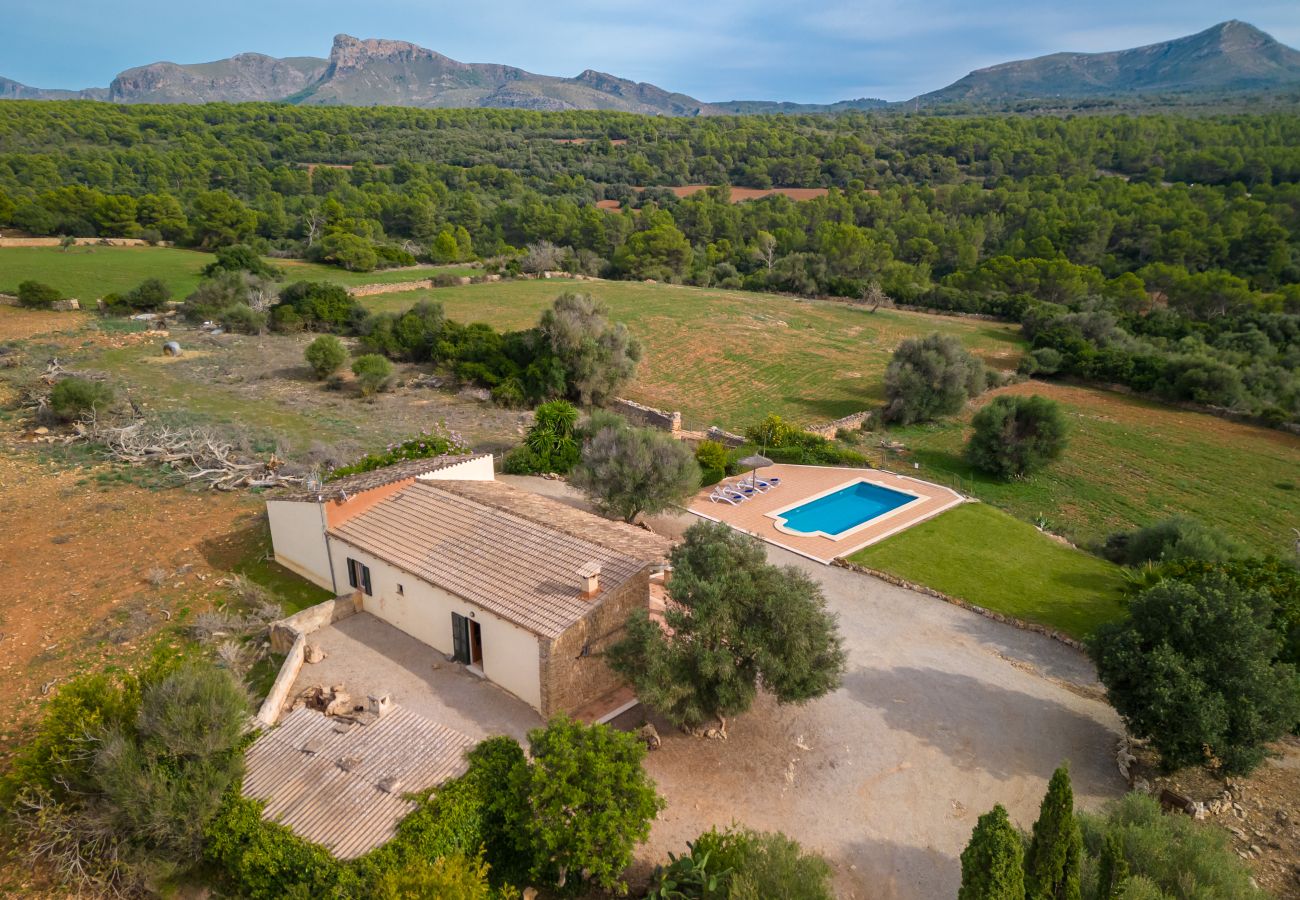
[329,481,651,638]
[241,705,474,859]
[276,454,490,503]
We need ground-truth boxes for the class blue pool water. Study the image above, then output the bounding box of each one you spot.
[775,481,916,538]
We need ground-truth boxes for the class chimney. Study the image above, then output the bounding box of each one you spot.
[579,561,602,599]
[367,693,392,719]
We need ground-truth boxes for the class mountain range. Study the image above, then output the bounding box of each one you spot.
[2,21,1298,115]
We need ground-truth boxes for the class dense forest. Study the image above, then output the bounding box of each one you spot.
[1,101,1299,422]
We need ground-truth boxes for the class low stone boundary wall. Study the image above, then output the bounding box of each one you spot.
[831,558,1086,653]
[705,425,746,447]
[804,410,873,439]
[257,593,361,726]
[611,398,681,434]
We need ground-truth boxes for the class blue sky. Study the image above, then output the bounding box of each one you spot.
[5,1,1299,102]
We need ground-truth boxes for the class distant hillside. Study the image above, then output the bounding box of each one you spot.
[918,21,1300,104]
[0,34,717,115]
[709,97,889,115]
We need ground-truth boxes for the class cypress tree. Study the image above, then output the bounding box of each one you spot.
[1025,764,1083,900]
[959,804,1026,900]
[1094,830,1129,899]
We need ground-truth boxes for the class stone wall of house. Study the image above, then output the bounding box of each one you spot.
[804,410,873,439]
[538,568,649,717]
[610,398,681,435]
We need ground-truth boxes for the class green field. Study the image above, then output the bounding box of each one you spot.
[849,503,1127,640]
[881,381,1300,557]
[361,279,1024,429]
[0,246,475,302]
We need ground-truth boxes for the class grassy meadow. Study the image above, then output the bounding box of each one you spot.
[0,245,474,302]
[362,279,1025,429]
[849,503,1128,640]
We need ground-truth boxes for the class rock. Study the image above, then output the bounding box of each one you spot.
[1132,778,1151,795]
[523,889,539,900]
[33,426,48,435]
[638,723,661,751]
[304,643,326,664]
[51,298,80,311]
[1192,801,1207,820]
[324,691,352,716]
[458,386,491,402]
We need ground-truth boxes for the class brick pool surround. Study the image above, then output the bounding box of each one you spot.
[688,463,966,564]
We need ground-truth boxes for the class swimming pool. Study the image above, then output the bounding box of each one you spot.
[770,480,918,539]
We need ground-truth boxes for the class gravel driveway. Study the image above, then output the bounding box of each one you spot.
[505,477,1127,897]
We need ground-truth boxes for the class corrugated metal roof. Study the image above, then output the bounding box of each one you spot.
[329,481,648,638]
[276,454,490,503]
[242,705,474,859]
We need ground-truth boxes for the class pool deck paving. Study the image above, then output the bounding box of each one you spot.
[688,463,965,563]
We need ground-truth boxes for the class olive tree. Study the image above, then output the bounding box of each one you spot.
[1090,573,1300,775]
[570,422,699,523]
[966,394,1068,479]
[609,521,847,735]
[883,333,987,424]
[538,292,642,406]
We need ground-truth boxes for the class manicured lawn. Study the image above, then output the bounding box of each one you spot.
[882,381,1300,557]
[362,279,1025,430]
[0,245,475,302]
[849,502,1127,641]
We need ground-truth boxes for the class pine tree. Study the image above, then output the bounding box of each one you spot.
[1025,764,1083,900]
[959,804,1025,900]
[1094,831,1129,899]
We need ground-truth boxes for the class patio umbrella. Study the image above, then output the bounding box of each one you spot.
[738,453,773,488]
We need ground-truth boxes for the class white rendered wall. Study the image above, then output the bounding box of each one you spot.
[266,500,334,590]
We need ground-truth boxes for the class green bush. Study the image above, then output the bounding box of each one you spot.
[219,303,267,335]
[357,301,446,361]
[273,281,363,332]
[327,426,469,479]
[201,244,281,280]
[304,335,348,379]
[1102,517,1243,566]
[17,279,62,308]
[120,277,171,311]
[49,377,114,421]
[571,422,701,522]
[504,400,580,475]
[1079,793,1265,899]
[1090,573,1300,774]
[352,353,394,397]
[882,332,987,425]
[650,827,833,900]
[204,793,349,899]
[965,394,1068,479]
[740,415,867,466]
[695,440,729,486]
[371,853,496,900]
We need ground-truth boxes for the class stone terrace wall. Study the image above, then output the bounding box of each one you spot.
[804,410,873,439]
[538,569,648,717]
[611,398,681,435]
[705,426,746,447]
[258,593,362,726]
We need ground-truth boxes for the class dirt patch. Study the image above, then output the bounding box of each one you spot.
[1128,737,1300,898]
[0,308,89,342]
[0,444,257,749]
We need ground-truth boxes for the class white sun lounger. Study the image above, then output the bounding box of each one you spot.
[709,485,747,504]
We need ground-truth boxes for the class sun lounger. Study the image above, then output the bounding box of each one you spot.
[755,476,781,489]
[708,485,747,504]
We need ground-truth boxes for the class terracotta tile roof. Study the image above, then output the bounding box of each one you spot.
[241,705,474,859]
[277,454,489,502]
[329,481,649,638]
[433,479,675,564]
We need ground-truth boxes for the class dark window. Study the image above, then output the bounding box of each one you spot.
[347,558,372,596]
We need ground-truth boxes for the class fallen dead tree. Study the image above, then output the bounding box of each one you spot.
[72,415,308,491]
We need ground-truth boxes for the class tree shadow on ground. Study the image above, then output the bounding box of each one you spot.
[841,665,1119,783]
[946,611,1105,687]
[841,836,960,900]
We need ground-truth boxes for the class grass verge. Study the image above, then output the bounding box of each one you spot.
[848,502,1127,641]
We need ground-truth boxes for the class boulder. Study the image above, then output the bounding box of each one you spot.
[304,643,326,664]
[52,298,80,311]
[638,723,661,751]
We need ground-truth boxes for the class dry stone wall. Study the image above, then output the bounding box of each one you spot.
[610,398,681,434]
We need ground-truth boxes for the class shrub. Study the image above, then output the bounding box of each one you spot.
[119,277,171,311]
[273,281,363,332]
[503,400,581,475]
[352,353,394,397]
[650,827,833,900]
[883,333,987,424]
[1024,764,1082,900]
[49,377,114,421]
[958,805,1024,900]
[268,304,304,333]
[1090,573,1300,774]
[17,279,62,308]
[742,414,867,466]
[180,270,275,323]
[357,301,447,361]
[201,244,281,280]
[204,793,348,899]
[304,335,347,379]
[694,439,729,481]
[571,422,700,522]
[326,426,469,479]
[371,853,494,900]
[1102,516,1243,566]
[965,394,1068,479]
[218,303,267,334]
[1079,793,1265,899]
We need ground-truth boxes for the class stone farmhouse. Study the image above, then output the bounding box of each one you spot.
[265,455,673,718]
